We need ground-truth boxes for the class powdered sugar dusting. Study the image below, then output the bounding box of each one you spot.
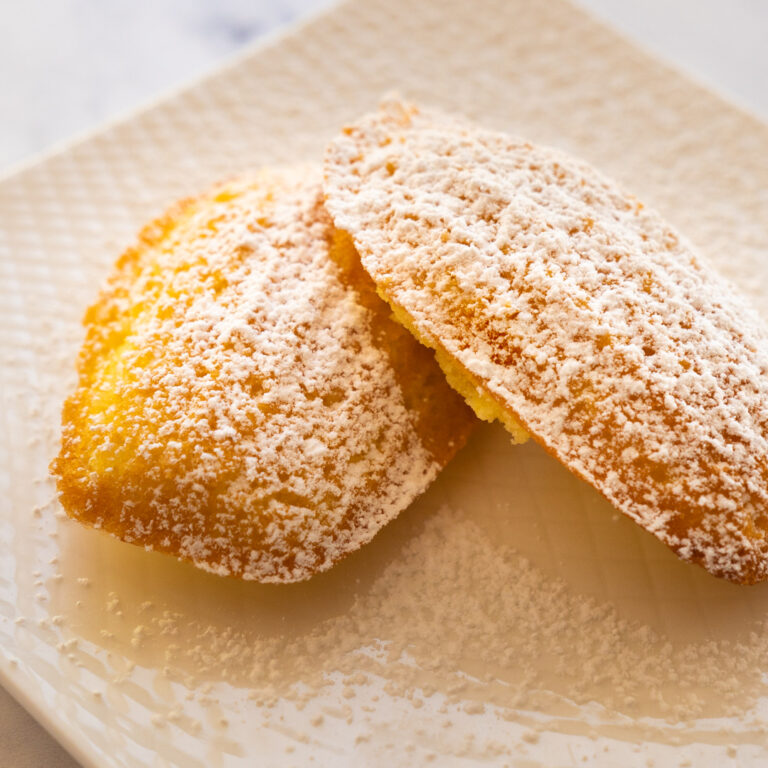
[52,166,473,582]
[323,98,768,584]
[54,477,768,757]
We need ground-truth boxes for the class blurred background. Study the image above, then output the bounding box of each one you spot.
[2,0,768,176]
[1,0,766,765]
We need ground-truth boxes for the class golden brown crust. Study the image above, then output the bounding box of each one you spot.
[323,98,768,584]
[52,167,475,582]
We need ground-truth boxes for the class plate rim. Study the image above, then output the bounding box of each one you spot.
[0,3,345,765]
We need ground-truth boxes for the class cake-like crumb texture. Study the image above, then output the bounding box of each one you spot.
[51,167,475,582]
[386,297,530,444]
[323,97,768,584]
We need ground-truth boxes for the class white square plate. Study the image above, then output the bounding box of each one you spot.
[3,0,768,765]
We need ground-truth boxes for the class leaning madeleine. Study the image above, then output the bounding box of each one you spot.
[323,98,768,584]
[52,167,475,582]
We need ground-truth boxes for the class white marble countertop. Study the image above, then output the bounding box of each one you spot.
[1,0,766,764]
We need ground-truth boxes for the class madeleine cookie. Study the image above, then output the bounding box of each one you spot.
[323,98,768,584]
[52,167,475,582]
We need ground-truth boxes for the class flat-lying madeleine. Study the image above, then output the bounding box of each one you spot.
[323,98,768,584]
[52,167,474,582]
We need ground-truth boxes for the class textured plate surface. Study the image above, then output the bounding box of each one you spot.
[2,0,768,765]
